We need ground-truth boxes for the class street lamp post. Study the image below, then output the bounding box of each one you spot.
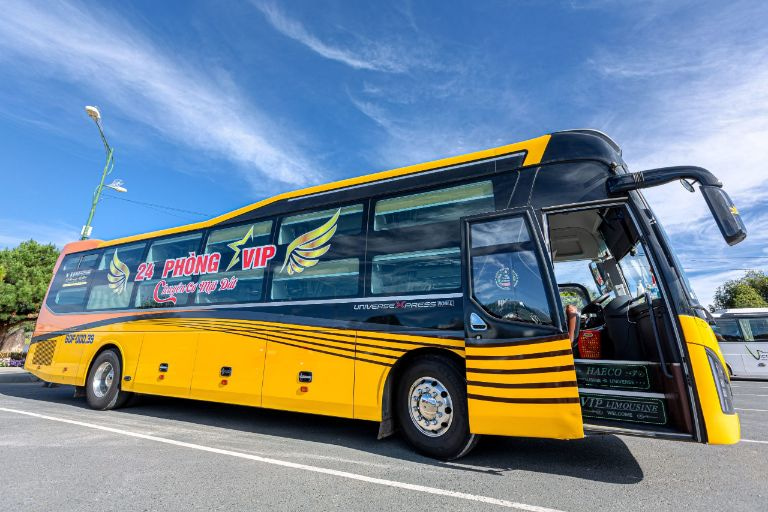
[81,106,126,239]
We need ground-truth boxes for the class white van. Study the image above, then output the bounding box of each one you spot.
[713,308,768,378]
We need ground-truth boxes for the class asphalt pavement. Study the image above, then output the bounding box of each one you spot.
[1,378,766,511]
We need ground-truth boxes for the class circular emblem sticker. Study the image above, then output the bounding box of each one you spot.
[495,266,518,290]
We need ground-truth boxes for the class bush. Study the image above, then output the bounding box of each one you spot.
[0,351,26,367]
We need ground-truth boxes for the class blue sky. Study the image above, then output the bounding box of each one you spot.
[0,0,766,307]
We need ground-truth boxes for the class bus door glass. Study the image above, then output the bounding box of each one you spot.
[462,207,584,440]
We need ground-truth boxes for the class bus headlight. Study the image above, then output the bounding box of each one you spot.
[705,347,735,414]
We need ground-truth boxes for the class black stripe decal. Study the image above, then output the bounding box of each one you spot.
[176,318,407,355]
[151,317,461,352]
[466,349,572,361]
[466,365,576,375]
[152,319,396,365]
[467,380,578,389]
[467,393,580,404]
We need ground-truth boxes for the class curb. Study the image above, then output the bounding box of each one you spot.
[0,370,41,384]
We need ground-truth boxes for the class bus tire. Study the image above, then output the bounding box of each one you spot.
[396,356,478,460]
[85,349,131,410]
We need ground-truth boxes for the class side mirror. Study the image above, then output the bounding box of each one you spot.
[606,166,747,246]
[700,186,747,246]
[558,283,590,310]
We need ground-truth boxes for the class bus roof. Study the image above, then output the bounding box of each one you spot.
[88,129,621,249]
[713,308,768,318]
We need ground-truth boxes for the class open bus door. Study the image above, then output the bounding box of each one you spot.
[461,207,585,439]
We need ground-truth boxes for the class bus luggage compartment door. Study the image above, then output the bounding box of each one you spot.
[462,208,583,439]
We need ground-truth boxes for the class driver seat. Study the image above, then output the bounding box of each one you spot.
[601,296,645,360]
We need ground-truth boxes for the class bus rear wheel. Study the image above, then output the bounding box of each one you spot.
[85,349,131,410]
[396,356,478,460]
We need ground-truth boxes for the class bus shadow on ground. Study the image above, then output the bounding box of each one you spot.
[3,383,643,484]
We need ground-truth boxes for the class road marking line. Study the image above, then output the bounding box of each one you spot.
[735,408,768,412]
[0,407,563,512]
[742,439,768,445]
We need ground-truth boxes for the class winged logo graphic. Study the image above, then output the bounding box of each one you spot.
[280,209,340,275]
[107,250,130,294]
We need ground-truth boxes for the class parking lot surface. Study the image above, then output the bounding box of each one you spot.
[1,379,766,511]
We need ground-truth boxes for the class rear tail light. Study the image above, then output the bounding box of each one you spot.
[578,329,602,359]
[705,348,735,414]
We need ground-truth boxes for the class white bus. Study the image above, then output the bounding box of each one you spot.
[713,308,768,378]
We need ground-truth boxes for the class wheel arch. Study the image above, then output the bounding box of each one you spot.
[80,342,125,386]
[377,347,465,439]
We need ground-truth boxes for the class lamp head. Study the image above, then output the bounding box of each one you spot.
[85,105,101,122]
[105,179,127,193]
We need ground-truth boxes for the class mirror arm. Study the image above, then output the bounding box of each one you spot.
[607,166,722,195]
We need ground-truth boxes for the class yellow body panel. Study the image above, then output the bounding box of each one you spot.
[133,331,199,398]
[189,334,266,407]
[262,337,355,418]
[678,315,740,445]
[353,359,391,421]
[465,337,584,439]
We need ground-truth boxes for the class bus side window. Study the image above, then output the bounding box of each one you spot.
[86,242,147,311]
[371,248,461,294]
[716,319,744,342]
[746,318,768,341]
[48,252,102,311]
[134,233,202,309]
[272,204,364,301]
[278,204,363,244]
[197,220,273,304]
[374,181,494,231]
[271,258,360,301]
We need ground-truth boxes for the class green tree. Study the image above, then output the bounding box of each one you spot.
[0,240,59,346]
[712,270,768,310]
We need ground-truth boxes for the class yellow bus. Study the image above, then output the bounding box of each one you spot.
[27,129,744,459]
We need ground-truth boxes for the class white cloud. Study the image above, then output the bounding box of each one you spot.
[0,219,79,249]
[348,96,513,169]
[254,1,421,73]
[0,0,321,189]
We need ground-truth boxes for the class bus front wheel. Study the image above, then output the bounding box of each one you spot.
[85,349,131,410]
[396,356,478,460]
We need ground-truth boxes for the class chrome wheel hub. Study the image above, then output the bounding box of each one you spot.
[92,361,114,399]
[408,376,454,437]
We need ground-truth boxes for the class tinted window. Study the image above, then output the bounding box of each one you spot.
[271,258,359,300]
[99,243,146,271]
[196,221,273,304]
[716,319,743,342]
[87,281,133,310]
[278,205,363,244]
[135,276,189,309]
[371,248,461,295]
[744,318,768,341]
[135,233,203,308]
[146,233,201,262]
[49,252,101,309]
[59,252,100,272]
[470,216,553,325]
[374,181,494,231]
[85,242,147,311]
